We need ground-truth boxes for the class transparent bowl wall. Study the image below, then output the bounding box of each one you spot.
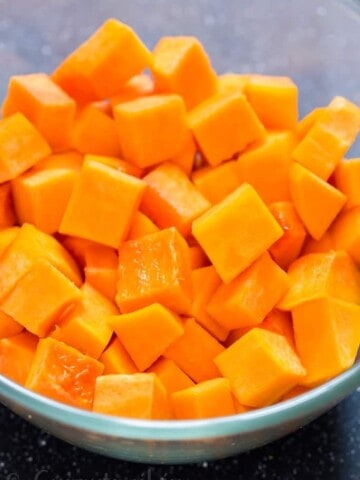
[0,0,359,465]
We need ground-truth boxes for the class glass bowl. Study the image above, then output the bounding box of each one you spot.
[0,363,359,464]
[0,0,359,465]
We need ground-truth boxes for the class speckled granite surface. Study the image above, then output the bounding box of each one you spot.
[0,0,359,478]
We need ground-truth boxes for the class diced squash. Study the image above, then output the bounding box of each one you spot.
[71,105,121,157]
[188,245,209,269]
[215,328,306,407]
[192,161,241,205]
[127,211,159,240]
[0,113,51,183]
[148,357,194,394]
[152,36,217,110]
[297,107,325,141]
[141,162,210,237]
[278,251,360,310]
[268,201,307,270]
[116,227,192,314]
[99,337,138,375]
[60,157,146,248]
[188,91,265,166]
[191,266,228,341]
[92,373,171,419]
[1,260,81,337]
[217,73,249,95]
[0,332,38,385]
[0,20,358,421]
[84,244,118,302]
[26,337,104,409]
[225,309,295,349]
[333,158,360,209]
[0,223,82,302]
[302,231,335,255]
[0,226,19,258]
[292,96,360,180]
[110,74,154,106]
[0,183,16,228]
[329,207,360,265]
[280,385,310,401]
[171,377,236,420]
[110,303,184,371]
[289,162,346,240]
[11,166,79,234]
[192,183,284,283]
[164,318,224,383]
[52,282,117,359]
[236,131,296,204]
[260,309,295,349]
[245,75,298,130]
[169,130,197,177]
[114,94,188,168]
[292,298,360,387]
[33,151,83,172]
[207,252,289,329]
[0,311,23,340]
[2,73,76,151]
[52,18,152,103]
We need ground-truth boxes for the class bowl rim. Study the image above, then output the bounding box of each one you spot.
[1,362,359,441]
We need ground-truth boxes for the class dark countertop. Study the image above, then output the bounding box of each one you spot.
[0,0,360,478]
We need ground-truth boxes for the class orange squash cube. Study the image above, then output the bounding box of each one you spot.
[11,166,79,234]
[0,332,38,385]
[188,91,265,166]
[60,157,146,248]
[278,251,360,310]
[52,18,152,103]
[99,337,138,375]
[1,260,81,337]
[148,357,194,394]
[152,36,217,110]
[0,223,81,302]
[289,162,346,240]
[2,73,76,151]
[114,94,188,168]
[207,252,289,330]
[0,113,51,183]
[236,131,296,204]
[26,337,103,410]
[93,373,171,419]
[215,328,306,407]
[171,378,236,420]
[164,318,224,383]
[141,162,210,237]
[53,283,117,359]
[71,105,121,157]
[110,303,184,371]
[116,227,192,315]
[292,96,360,180]
[192,183,284,283]
[245,75,298,130]
[293,298,360,387]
